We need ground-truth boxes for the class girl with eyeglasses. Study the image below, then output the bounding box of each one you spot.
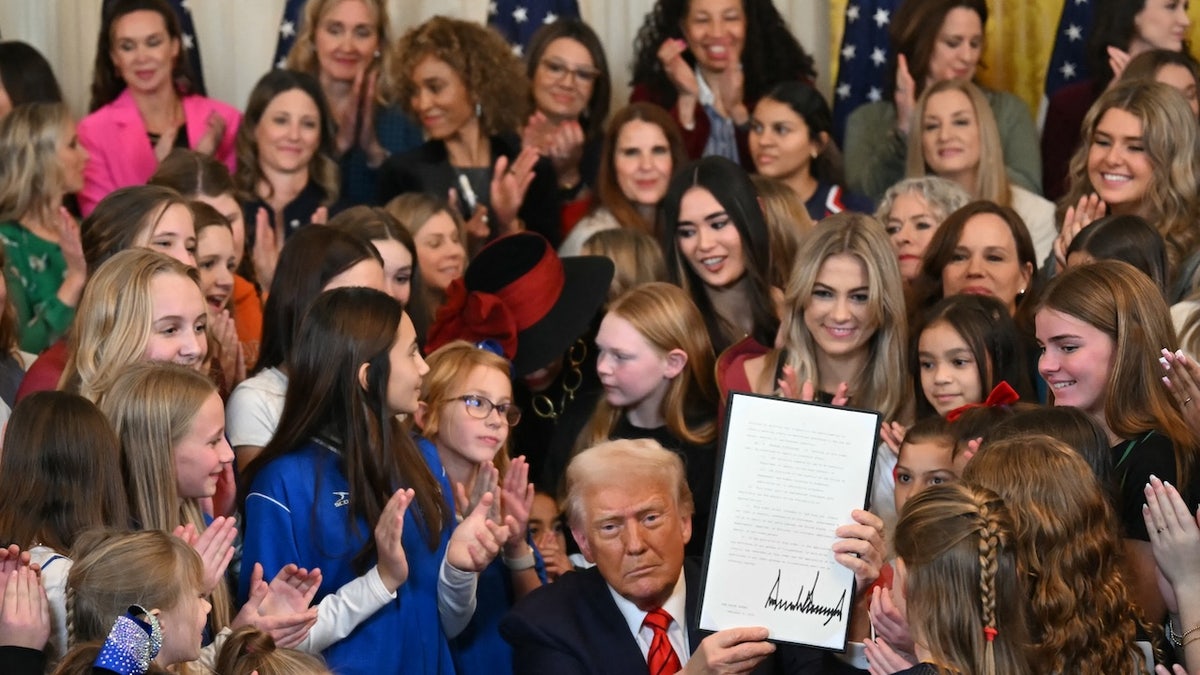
[415,339,540,675]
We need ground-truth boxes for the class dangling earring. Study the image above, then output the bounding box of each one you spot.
[475,102,482,118]
[374,49,381,59]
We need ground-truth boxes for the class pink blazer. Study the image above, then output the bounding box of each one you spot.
[77,89,241,216]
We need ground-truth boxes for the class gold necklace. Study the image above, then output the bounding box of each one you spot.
[532,340,587,420]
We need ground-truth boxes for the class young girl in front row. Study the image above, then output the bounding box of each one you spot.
[575,282,717,556]
[913,294,1033,418]
[864,483,1030,675]
[416,341,539,675]
[1036,259,1200,624]
[242,288,492,675]
[53,529,210,674]
[101,361,319,661]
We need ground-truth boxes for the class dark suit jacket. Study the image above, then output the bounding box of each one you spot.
[500,558,829,675]
[376,133,562,247]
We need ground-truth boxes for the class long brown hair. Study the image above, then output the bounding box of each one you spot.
[243,288,449,569]
[1060,81,1200,275]
[1036,260,1199,489]
[965,435,1147,673]
[0,392,129,553]
[595,103,687,235]
[88,0,197,111]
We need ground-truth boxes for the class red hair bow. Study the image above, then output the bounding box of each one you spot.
[426,278,519,359]
[945,381,1019,422]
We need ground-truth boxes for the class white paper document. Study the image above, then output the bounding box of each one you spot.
[698,393,880,651]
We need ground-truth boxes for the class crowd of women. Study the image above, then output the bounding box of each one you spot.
[1,0,1200,672]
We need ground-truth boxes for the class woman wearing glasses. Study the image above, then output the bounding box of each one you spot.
[521,20,611,235]
[379,16,561,248]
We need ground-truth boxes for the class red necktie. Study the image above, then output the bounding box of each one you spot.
[643,607,682,675]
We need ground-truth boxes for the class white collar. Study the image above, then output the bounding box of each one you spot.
[607,567,689,640]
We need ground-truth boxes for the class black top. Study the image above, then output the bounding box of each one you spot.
[377,133,562,248]
[1111,430,1200,540]
[608,415,717,559]
[241,180,335,246]
[0,646,45,675]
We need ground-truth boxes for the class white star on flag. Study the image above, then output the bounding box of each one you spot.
[280,21,295,39]
[846,5,860,21]
[842,44,856,60]
[1059,61,1077,79]
[488,2,498,15]
[544,12,558,24]
[180,0,192,10]
[837,83,852,100]
[873,8,890,27]
[182,33,194,50]
[511,43,524,56]
[512,6,527,23]
[1066,24,1082,41]
[867,86,881,102]
[276,57,288,69]
[871,47,886,66]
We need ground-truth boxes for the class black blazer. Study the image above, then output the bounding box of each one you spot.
[500,558,828,674]
[376,133,562,247]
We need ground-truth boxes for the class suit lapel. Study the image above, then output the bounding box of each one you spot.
[581,568,654,674]
[111,91,156,182]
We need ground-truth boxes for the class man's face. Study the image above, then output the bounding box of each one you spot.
[572,477,692,611]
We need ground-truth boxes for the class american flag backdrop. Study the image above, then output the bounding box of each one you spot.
[273,0,310,69]
[1043,0,1095,101]
[487,0,581,56]
[831,0,900,146]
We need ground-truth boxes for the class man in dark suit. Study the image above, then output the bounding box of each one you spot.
[500,438,884,674]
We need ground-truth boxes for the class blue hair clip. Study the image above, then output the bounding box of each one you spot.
[475,339,516,379]
[474,339,506,357]
[93,605,162,675]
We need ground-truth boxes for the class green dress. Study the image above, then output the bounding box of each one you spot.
[0,221,74,353]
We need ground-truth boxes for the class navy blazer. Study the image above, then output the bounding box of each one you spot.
[376,133,561,248]
[500,558,830,675]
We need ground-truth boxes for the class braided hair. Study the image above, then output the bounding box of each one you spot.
[894,482,1030,675]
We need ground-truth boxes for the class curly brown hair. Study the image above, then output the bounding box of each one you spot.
[964,435,1151,674]
[392,16,530,137]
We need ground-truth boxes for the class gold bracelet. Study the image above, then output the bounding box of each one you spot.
[1184,623,1200,639]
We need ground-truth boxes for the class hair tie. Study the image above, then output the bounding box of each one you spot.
[983,626,998,642]
[945,381,1019,422]
[92,605,163,675]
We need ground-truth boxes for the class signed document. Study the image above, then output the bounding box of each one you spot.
[698,392,880,651]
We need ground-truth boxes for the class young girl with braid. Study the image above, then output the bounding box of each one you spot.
[864,482,1030,675]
